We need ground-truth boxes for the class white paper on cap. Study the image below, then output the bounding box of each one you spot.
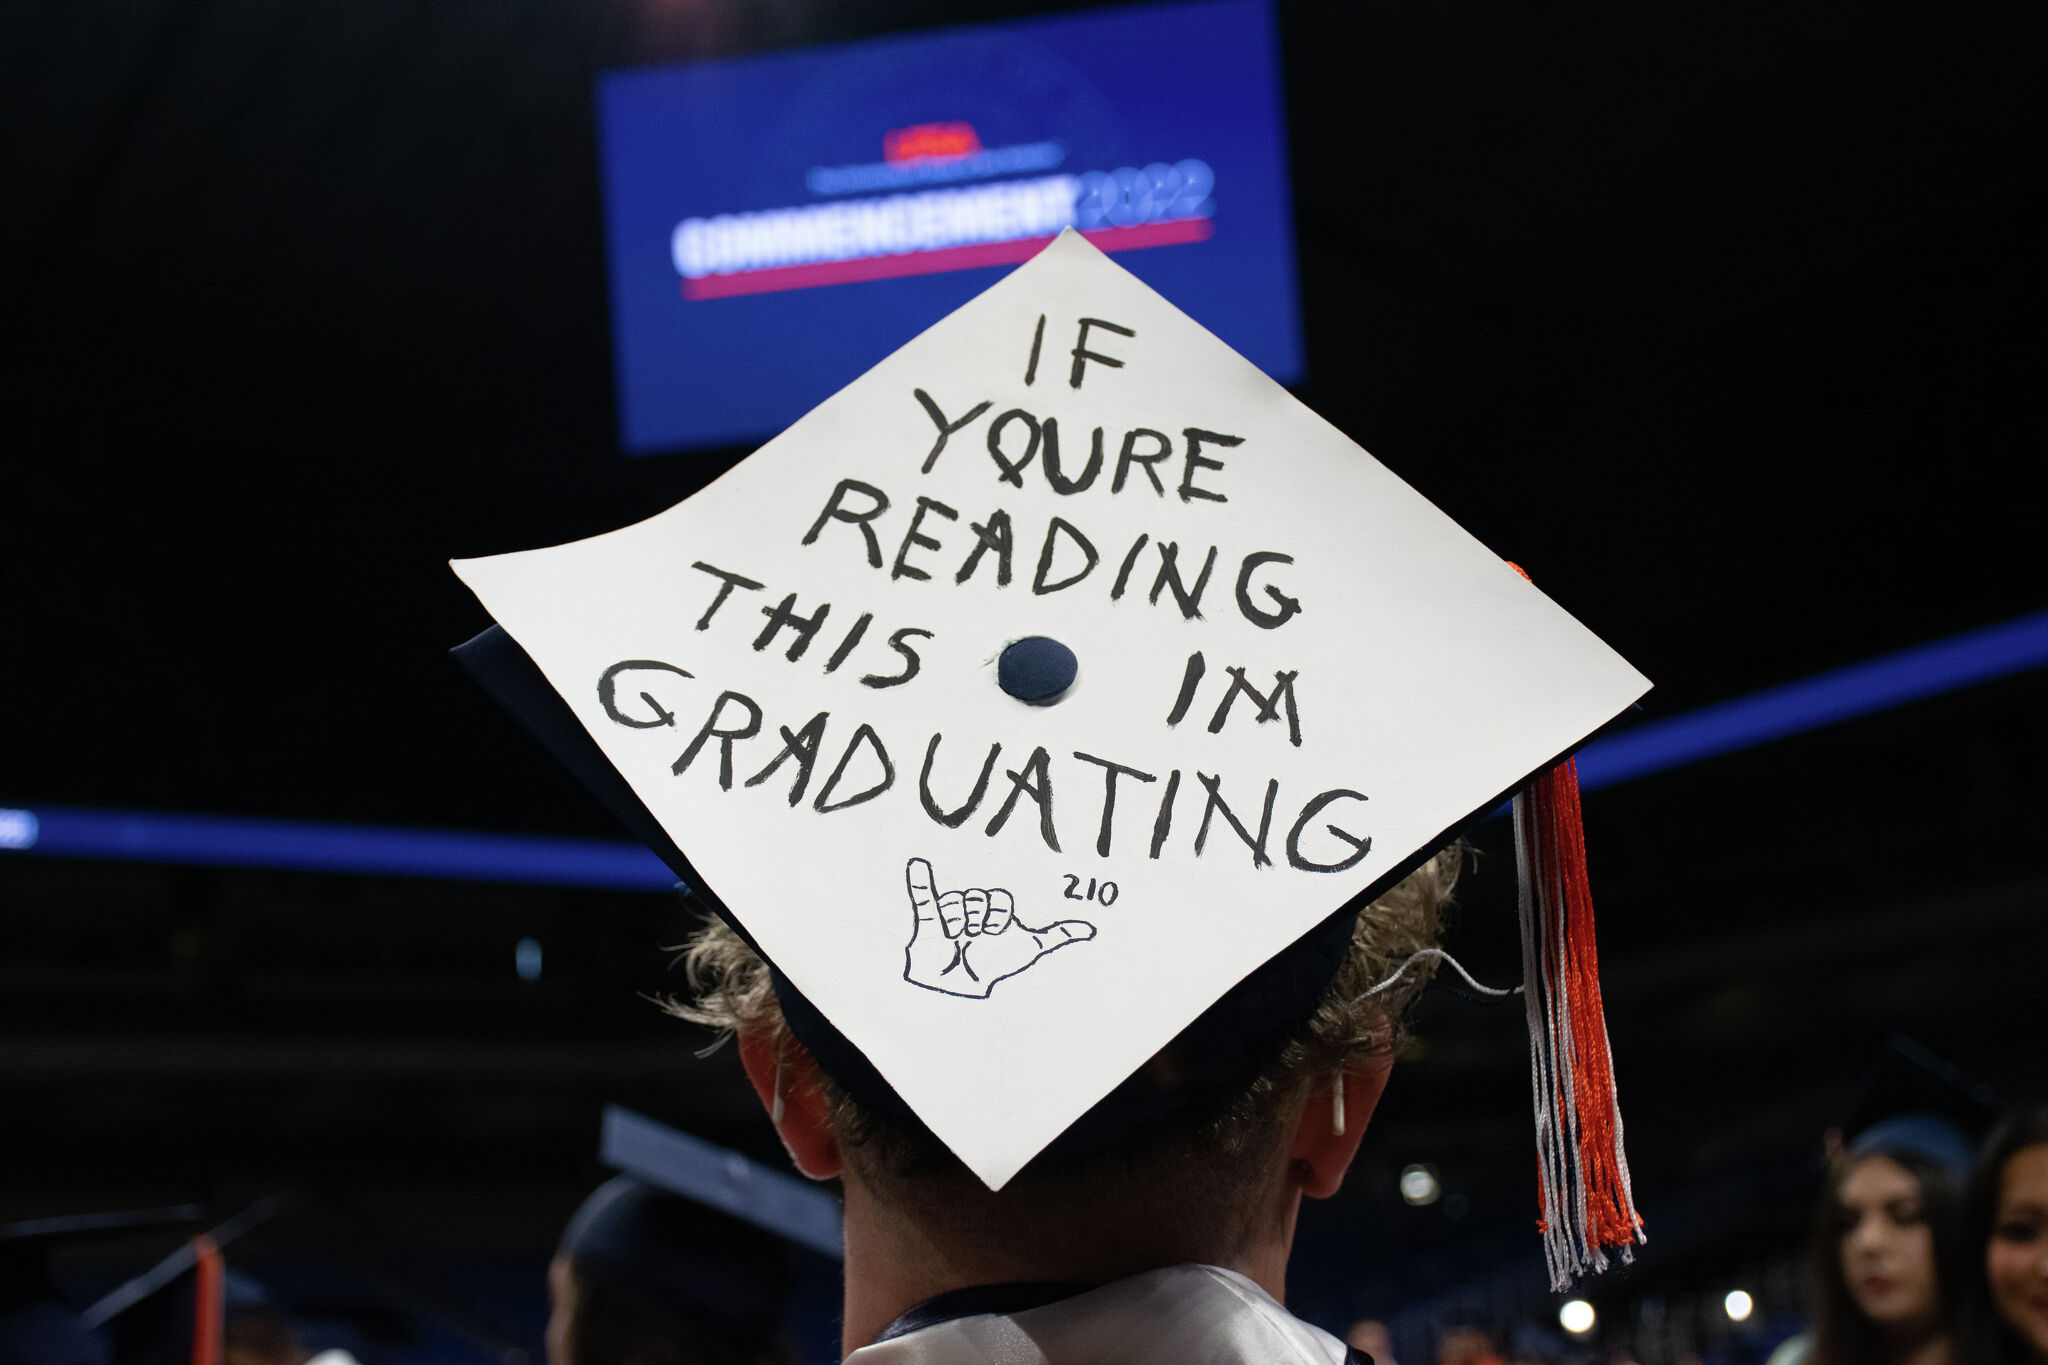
[453,230,1649,1189]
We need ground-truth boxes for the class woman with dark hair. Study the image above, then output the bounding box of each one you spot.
[1807,1118,1974,1365]
[1962,1104,2048,1365]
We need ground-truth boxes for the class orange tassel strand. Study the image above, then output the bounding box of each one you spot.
[1514,758,1645,1288]
[189,1234,224,1365]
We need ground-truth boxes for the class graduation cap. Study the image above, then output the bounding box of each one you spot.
[558,1177,790,1340]
[452,230,1650,1284]
[555,1107,832,1351]
[1834,1035,2002,1175]
[80,1201,278,1365]
[597,1105,843,1260]
[0,1206,201,1365]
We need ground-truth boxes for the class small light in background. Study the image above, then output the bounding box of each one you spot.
[1560,1300,1597,1335]
[514,937,543,982]
[1399,1164,1441,1206]
[0,809,38,850]
[1724,1290,1754,1323]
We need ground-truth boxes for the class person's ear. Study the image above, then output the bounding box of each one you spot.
[737,1028,842,1180]
[1290,1053,1394,1199]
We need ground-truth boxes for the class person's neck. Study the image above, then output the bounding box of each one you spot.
[1883,1322,1950,1365]
[836,1171,1302,1356]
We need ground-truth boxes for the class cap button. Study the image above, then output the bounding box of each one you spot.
[997,636,1078,705]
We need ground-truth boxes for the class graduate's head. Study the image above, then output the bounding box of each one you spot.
[453,229,1649,1302]
[1808,1040,2000,1365]
[1965,1102,2048,1365]
[675,845,1458,1258]
[1809,1123,1972,1365]
[547,1176,792,1365]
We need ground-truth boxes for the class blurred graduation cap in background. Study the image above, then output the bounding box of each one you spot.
[12,1199,515,1365]
[455,230,1652,1286]
[76,1200,280,1365]
[0,1206,200,1365]
[1832,1034,2002,1175]
[549,1107,841,1363]
[103,1263,293,1365]
[595,1105,841,1261]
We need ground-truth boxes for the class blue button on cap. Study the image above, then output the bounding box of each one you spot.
[997,636,1078,705]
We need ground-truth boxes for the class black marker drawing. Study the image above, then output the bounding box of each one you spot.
[903,856,1095,999]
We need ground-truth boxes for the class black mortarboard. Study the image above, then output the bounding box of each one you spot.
[0,1207,201,1365]
[452,231,1651,1281]
[559,1177,787,1333]
[553,1108,844,1355]
[1836,1035,2002,1175]
[597,1105,842,1260]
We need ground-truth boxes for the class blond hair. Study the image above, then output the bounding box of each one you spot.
[670,846,1460,1184]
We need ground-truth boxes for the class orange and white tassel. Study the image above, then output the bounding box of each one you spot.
[1513,756,1645,1289]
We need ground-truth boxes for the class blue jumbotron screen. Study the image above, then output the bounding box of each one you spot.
[597,0,1301,455]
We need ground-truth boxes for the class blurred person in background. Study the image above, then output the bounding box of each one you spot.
[1,1207,212,1365]
[1807,1118,1972,1365]
[1347,1319,1395,1365]
[1773,1041,2001,1365]
[547,1174,793,1365]
[109,1266,309,1365]
[1439,1327,1506,1365]
[220,1305,309,1365]
[1962,1104,2048,1365]
[1,1234,107,1365]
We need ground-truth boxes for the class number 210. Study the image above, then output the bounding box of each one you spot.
[1061,874,1119,906]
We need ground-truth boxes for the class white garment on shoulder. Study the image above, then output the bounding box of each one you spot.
[844,1263,1349,1365]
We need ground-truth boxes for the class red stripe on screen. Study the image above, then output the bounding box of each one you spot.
[680,218,1213,300]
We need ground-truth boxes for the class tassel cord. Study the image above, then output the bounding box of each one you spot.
[1350,947,1518,1003]
[1514,763,1646,1291]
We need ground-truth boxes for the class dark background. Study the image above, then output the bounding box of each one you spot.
[4,0,2044,1360]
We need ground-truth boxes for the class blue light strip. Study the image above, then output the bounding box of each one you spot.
[4,805,677,891]
[4,610,2045,889]
[1574,608,2048,792]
